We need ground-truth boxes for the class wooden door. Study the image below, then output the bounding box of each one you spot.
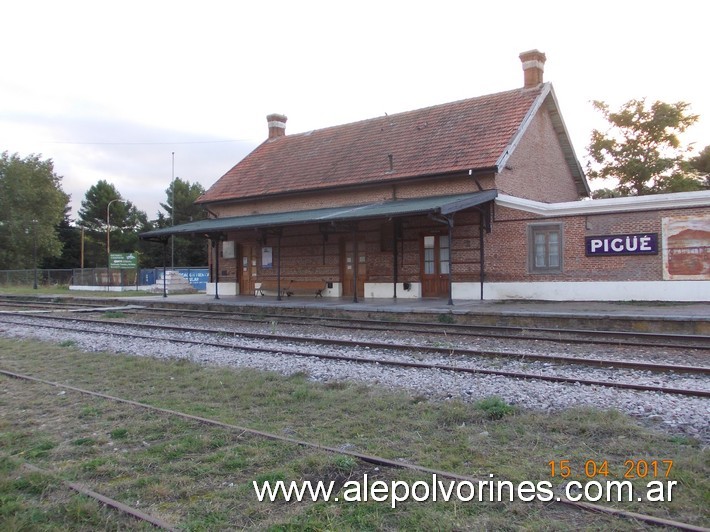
[341,239,366,297]
[239,244,257,295]
[421,234,450,297]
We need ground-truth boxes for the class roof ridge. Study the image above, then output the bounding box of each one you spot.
[281,85,544,139]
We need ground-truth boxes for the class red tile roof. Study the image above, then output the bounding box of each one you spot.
[197,85,546,204]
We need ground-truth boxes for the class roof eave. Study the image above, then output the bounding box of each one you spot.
[544,86,591,197]
[495,83,590,198]
[439,189,498,215]
[495,190,710,216]
[141,190,499,240]
[495,84,552,172]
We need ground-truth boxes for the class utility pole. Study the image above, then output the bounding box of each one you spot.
[106,198,125,290]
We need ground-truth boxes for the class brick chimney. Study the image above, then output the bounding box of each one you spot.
[266,113,287,139]
[519,50,546,88]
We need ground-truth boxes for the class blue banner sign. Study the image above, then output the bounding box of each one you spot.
[140,268,209,290]
[585,233,658,256]
[178,268,209,290]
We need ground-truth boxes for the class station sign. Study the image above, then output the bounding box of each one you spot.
[585,233,658,256]
[109,252,138,268]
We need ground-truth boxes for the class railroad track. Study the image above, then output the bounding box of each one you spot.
[1,296,708,350]
[131,306,710,350]
[0,368,705,532]
[0,297,125,313]
[2,311,708,375]
[1,313,708,399]
[2,303,708,529]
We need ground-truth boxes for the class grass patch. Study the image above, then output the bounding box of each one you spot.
[110,427,129,439]
[72,437,97,447]
[475,396,516,420]
[436,313,455,324]
[0,455,154,530]
[0,285,72,296]
[0,336,707,530]
[25,439,56,459]
[0,286,156,297]
[79,406,102,418]
[102,311,126,319]
[332,455,357,473]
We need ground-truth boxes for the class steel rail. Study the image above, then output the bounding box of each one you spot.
[0,297,98,309]
[1,295,707,349]
[131,305,710,350]
[1,316,708,398]
[1,368,705,532]
[1,312,708,376]
[20,462,177,530]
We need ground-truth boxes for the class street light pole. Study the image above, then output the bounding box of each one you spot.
[171,152,175,270]
[106,198,125,291]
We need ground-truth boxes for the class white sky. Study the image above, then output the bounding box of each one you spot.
[1,0,708,219]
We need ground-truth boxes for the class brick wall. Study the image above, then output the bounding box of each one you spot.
[215,188,392,217]
[210,209,485,285]
[209,201,708,289]
[212,174,492,218]
[496,105,581,202]
[486,204,710,282]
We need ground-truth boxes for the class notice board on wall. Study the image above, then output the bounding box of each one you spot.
[262,247,273,269]
[662,215,710,280]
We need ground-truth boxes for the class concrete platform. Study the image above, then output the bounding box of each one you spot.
[105,293,710,336]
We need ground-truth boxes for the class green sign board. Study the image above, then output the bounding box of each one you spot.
[109,252,138,268]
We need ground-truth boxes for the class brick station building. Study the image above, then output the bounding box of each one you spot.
[141,51,710,302]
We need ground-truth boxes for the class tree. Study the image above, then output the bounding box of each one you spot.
[586,99,704,196]
[40,207,82,269]
[155,177,208,267]
[689,145,710,187]
[77,180,148,267]
[590,187,625,199]
[0,152,70,269]
[160,177,206,227]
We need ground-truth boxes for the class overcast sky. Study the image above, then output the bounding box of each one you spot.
[2,0,708,220]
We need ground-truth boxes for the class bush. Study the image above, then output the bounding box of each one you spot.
[475,397,515,420]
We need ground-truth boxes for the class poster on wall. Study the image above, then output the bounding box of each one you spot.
[222,240,235,259]
[662,215,710,280]
[262,247,273,269]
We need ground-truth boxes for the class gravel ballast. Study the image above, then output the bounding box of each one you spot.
[1,316,708,444]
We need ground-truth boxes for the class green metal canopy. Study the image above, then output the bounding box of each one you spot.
[139,189,497,240]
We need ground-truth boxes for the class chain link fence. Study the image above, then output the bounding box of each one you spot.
[0,269,74,286]
[1,267,209,290]
[72,268,138,287]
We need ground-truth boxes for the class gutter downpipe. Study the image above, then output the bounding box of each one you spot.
[202,207,220,301]
[213,237,220,300]
[352,225,359,303]
[392,220,399,300]
[472,202,493,301]
[447,216,454,306]
[479,214,485,301]
[162,238,168,298]
[277,230,283,302]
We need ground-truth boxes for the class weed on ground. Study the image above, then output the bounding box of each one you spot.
[0,337,707,530]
